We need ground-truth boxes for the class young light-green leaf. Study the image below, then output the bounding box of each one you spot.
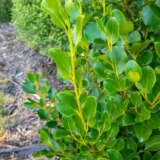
[74,15,85,46]
[49,48,72,79]
[41,0,67,29]
[125,60,142,82]
[105,17,119,44]
[119,20,134,35]
[65,0,73,14]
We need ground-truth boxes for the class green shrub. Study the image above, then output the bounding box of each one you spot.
[0,0,12,23]
[12,0,67,54]
[23,0,160,159]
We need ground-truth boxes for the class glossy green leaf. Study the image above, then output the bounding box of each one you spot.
[72,15,85,46]
[65,0,73,14]
[56,91,77,117]
[130,40,151,55]
[125,60,142,82]
[108,123,119,138]
[145,135,160,151]
[83,96,97,120]
[119,20,134,35]
[54,129,68,138]
[152,152,160,160]
[111,46,128,74]
[38,109,49,120]
[135,105,151,122]
[155,42,160,57]
[139,66,156,93]
[112,9,126,24]
[27,72,36,83]
[69,3,80,22]
[39,128,51,143]
[56,103,76,117]
[58,90,77,109]
[122,113,135,126]
[84,22,105,42]
[73,115,85,136]
[52,139,62,152]
[148,114,160,129]
[137,50,153,66]
[113,138,125,151]
[142,5,160,30]
[62,116,76,132]
[156,0,160,7]
[105,17,119,44]
[126,137,137,151]
[94,61,108,78]
[107,149,123,160]
[105,46,128,75]
[104,77,118,93]
[128,31,141,43]
[131,91,142,107]
[24,102,34,109]
[134,122,152,142]
[46,121,57,128]
[143,151,152,160]
[49,48,72,79]
[41,0,67,29]
[22,81,36,94]
[96,18,105,33]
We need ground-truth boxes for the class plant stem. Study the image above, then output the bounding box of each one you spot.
[80,0,84,15]
[67,23,87,133]
[152,92,160,105]
[102,0,106,16]
[70,131,86,146]
[122,37,137,60]
[135,82,153,107]
[108,41,119,80]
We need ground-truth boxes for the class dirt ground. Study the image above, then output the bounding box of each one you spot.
[0,23,70,160]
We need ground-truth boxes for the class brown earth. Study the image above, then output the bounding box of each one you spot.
[0,23,70,160]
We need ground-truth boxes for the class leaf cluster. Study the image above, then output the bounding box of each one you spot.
[0,0,12,23]
[22,0,160,159]
[12,0,68,54]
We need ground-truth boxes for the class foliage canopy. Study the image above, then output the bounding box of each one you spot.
[12,0,67,54]
[23,0,160,159]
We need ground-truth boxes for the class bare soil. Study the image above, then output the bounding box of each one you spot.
[0,23,70,160]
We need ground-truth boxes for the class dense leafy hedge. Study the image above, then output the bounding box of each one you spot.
[0,0,12,23]
[12,0,67,54]
[23,0,160,159]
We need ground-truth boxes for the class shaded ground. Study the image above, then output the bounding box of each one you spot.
[0,23,70,159]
